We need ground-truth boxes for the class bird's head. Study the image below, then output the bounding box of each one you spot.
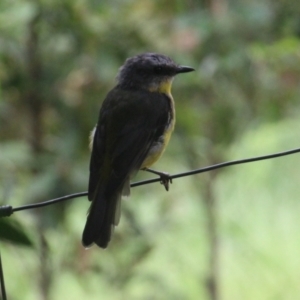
[117,53,194,94]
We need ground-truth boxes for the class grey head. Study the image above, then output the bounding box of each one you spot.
[116,52,194,90]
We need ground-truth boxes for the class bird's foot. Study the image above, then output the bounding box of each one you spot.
[143,168,172,191]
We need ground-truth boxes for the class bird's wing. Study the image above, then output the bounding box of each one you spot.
[88,87,171,200]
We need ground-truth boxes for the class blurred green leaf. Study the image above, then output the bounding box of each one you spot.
[1,0,300,298]
[0,219,33,247]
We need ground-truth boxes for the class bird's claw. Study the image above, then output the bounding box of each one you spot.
[159,172,172,191]
[143,168,172,191]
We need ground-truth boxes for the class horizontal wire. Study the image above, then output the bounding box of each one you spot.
[0,146,299,216]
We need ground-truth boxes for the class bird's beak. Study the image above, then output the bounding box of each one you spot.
[176,65,195,74]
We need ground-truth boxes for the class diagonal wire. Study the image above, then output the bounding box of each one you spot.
[133,146,300,185]
[0,146,298,216]
[0,146,299,300]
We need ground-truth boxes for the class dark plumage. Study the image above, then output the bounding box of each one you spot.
[82,53,194,248]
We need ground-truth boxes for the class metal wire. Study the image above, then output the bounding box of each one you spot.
[0,146,299,300]
[0,145,298,215]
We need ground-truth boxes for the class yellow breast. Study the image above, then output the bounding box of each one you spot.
[141,78,175,168]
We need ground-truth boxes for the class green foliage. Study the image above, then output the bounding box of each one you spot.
[1,0,300,299]
[0,219,33,247]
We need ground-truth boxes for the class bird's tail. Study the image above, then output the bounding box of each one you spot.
[82,178,130,248]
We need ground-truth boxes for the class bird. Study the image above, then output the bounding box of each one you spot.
[82,53,194,248]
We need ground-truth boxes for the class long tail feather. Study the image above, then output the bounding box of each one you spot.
[82,190,123,248]
[82,177,131,248]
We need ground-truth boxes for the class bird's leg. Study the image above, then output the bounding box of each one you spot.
[143,168,172,191]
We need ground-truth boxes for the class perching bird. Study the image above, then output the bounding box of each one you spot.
[82,53,194,248]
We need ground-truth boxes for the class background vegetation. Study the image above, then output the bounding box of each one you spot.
[1,0,300,299]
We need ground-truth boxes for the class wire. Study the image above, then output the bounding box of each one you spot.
[13,192,87,212]
[132,146,300,185]
[0,146,299,300]
[0,146,299,216]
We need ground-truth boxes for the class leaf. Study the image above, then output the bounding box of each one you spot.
[0,219,34,247]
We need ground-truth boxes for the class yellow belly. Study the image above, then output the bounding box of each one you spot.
[141,120,175,169]
[141,86,175,169]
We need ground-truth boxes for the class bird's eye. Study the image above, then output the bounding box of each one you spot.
[154,66,163,73]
